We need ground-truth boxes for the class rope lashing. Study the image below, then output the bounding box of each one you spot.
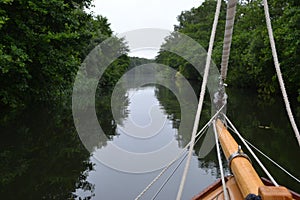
[263,0,300,147]
[220,0,238,82]
[176,0,223,199]
[214,0,237,116]
[245,194,262,200]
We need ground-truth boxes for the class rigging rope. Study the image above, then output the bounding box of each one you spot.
[225,116,300,183]
[176,0,223,199]
[151,125,209,200]
[212,120,229,200]
[220,0,238,81]
[134,104,226,200]
[225,123,300,184]
[223,114,279,186]
[262,0,300,147]
[214,0,237,117]
[151,153,188,200]
[242,137,300,183]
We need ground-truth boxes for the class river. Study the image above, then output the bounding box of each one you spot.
[0,74,299,199]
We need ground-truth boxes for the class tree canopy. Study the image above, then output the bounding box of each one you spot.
[0,0,129,108]
[156,0,300,100]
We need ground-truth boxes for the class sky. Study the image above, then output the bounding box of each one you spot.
[89,0,204,58]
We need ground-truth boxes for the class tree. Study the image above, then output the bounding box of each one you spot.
[156,0,226,80]
[156,0,300,99]
[0,0,129,108]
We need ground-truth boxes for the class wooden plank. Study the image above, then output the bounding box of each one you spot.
[192,176,244,200]
[259,186,293,200]
[261,177,300,199]
[215,119,264,198]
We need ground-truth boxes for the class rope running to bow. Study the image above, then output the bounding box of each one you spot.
[134,105,225,200]
[176,0,223,199]
[263,0,300,147]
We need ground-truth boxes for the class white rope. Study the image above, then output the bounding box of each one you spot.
[212,120,229,200]
[151,152,188,200]
[134,151,186,200]
[223,114,279,186]
[262,0,300,147]
[176,0,223,199]
[135,104,226,200]
[151,126,209,200]
[244,138,300,183]
[225,124,300,184]
[220,0,238,81]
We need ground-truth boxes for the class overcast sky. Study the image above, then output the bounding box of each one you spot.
[89,0,204,58]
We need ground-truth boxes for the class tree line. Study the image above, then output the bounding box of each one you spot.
[156,0,300,101]
[1,0,299,109]
[0,0,129,108]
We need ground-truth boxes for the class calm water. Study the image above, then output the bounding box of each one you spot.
[1,80,299,199]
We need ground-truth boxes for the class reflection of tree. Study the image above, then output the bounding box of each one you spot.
[155,80,211,147]
[226,88,300,192]
[155,78,230,179]
[155,83,300,192]
[94,57,155,140]
[95,86,129,140]
[196,146,231,179]
[0,104,94,200]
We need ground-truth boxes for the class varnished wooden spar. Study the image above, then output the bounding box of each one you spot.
[215,119,294,200]
[193,119,297,200]
[215,119,264,197]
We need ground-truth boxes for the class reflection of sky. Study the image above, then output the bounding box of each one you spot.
[74,84,300,199]
[93,85,183,173]
[75,155,217,200]
[126,86,161,127]
[114,86,175,153]
[75,85,218,200]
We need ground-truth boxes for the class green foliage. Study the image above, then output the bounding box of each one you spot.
[129,57,154,69]
[156,0,226,80]
[156,0,300,98]
[174,0,226,49]
[98,38,130,88]
[0,0,129,108]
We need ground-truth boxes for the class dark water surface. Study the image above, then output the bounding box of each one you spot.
[1,83,299,199]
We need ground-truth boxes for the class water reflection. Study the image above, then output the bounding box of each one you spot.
[112,86,175,153]
[81,70,300,199]
[0,104,94,200]
[1,82,299,199]
[80,67,218,198]
[91,65,202,174]
[158,85,300,192]
[226,89,300,192]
